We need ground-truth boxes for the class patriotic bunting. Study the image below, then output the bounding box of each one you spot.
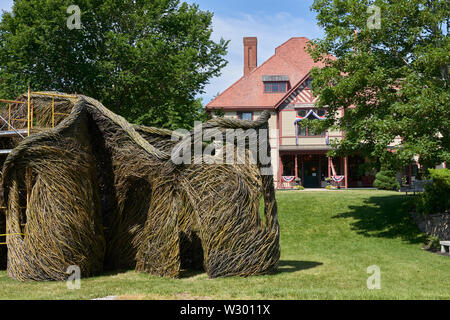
[282,176,296,183]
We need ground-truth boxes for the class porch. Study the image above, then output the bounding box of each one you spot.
[278,152,375,190]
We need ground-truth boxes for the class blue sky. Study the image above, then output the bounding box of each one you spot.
[0,0,324,104]
[0,1,13,13]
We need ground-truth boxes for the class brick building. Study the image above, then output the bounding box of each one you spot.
[206,37,377,189]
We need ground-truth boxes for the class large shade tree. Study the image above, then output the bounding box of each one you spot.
[308,0,449,172]
[0,0,228,129]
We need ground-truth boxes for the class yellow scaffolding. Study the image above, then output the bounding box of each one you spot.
[0,89,78,246]
[30,91,76,128]
[0,99,27,138]
[0,89,78,134]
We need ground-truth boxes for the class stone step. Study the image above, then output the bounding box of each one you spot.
[440,241,450,253]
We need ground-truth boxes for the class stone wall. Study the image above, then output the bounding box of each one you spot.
[412,212,450,240]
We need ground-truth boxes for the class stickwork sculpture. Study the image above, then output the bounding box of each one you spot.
[0,92,280,281]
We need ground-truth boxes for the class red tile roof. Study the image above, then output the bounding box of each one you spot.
[206,37,326,110]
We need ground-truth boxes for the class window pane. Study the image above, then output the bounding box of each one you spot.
[317,109,325,117]
[272,83,279,92]
[279,82,286,92]
[239,112,252,121]
[264,83,271,92]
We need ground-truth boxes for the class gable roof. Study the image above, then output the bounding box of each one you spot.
[206,37,327,110]
[274,72,311,110]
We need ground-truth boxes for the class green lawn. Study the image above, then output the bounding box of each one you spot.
[1,190,449,300]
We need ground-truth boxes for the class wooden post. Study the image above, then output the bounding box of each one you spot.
[31,103,34,128]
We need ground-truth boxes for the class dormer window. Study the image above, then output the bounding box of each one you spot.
[262,75,289,93]
[264,82,287,93]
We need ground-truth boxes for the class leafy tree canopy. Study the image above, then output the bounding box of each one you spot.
[0,0,228,129]
[308,0,449,171]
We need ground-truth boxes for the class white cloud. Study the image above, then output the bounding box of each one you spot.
[201,12,323,104]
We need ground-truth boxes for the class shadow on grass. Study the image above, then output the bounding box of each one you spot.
[96,269,135,277]
[179,260,324,278]
[333,195,426,244]
[179,269,205,278]
[278,260,323,273]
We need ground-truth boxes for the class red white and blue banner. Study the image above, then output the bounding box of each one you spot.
[330,158,345,184]
[282,176,296,183]
[332,176,344,182]
[294,109,326,123]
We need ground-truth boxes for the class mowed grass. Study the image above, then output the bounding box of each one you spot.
[0,190,449,300]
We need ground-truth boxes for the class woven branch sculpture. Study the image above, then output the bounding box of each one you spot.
[0,92,280,281]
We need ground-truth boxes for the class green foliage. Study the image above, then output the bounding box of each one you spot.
[296,185,305,190]
[0,0,228,129]
[325,185,335,190]
[308,0,450,170]
[209,107,225,119]
[416,168,450,215]
[423,235,441,251]
[373,170,400,191]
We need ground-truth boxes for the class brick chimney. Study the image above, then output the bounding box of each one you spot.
[243,37,257,76]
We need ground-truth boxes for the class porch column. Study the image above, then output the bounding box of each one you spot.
[301,155,304,186]
[294,154,298,179]
[278,155,283,189]
[344,156,348,189]
[328,157,331,178]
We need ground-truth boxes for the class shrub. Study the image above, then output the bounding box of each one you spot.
[373,170,400,191]
[416,168,450,215]
[325,185,335,190]
[423,235,441,251]
[296,185,305,190]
